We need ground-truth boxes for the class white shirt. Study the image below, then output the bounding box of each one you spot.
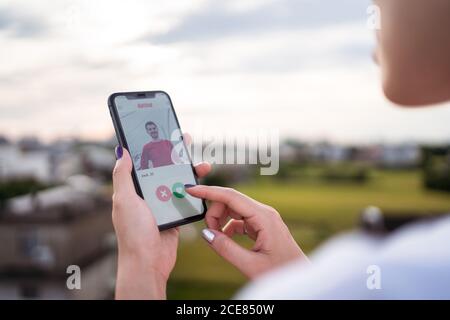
[236,216,450,299]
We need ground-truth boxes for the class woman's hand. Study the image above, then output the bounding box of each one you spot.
[185,185,308,279]
[112,145,211,299]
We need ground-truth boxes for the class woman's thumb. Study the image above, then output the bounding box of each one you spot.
[201,228,256,278]
[112,146,135,196]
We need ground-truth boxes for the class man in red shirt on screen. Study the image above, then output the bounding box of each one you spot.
[140,121,174,169]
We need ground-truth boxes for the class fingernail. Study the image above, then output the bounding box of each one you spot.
[202,228,215,243]
[184,184,195,189]
[115,145,123,160]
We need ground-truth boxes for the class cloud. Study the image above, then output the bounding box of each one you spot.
[0,7,47,37]
[149,22,374,76]
[1,0,448,144]
[144,0,371,44]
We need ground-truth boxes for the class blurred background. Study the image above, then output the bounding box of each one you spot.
[0,0,449,299]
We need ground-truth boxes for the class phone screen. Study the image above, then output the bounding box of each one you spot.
[111,92,204,227]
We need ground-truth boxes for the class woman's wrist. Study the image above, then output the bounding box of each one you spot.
[116,248,168,299]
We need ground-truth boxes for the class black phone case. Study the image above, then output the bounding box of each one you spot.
[107,90,207,231]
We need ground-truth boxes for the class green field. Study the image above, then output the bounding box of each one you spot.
[167,168,450,299]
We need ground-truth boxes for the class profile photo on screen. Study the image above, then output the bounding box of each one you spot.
[140,121,176,169]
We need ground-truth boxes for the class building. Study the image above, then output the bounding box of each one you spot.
[0,141,52,183]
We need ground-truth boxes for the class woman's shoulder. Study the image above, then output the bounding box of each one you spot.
[236,215,450,299]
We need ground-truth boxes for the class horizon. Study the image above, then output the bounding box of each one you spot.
[1,131,448,148]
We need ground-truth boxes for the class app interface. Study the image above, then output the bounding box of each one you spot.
[114,93,204,225]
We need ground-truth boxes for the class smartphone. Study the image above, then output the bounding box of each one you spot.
[108,91,206,230]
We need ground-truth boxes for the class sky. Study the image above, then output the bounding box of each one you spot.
[0,0,449,144]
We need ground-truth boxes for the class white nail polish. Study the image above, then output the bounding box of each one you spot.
[202,229,215,243]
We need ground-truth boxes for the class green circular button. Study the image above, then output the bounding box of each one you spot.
[172,182,186,199]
